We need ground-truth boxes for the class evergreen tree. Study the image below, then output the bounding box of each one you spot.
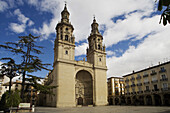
[0,34,53,102]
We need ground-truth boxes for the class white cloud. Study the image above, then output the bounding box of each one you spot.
[107,51,115,56]
[9,9,34,33]
[107,27,170,78]
[0,0,8,12]
[9,23,26,33]
[75,43,88,56]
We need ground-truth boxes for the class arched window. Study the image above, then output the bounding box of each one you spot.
[99,58,102,62]
[98,44,100,49]
[66,28,68,31]
[60,35,63,40]
[65,50,68,55]
[65,35,68,41]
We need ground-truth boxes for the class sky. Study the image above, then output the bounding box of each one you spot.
[0,0,170,79]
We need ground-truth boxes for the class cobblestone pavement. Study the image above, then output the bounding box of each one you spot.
[35,106,170,113]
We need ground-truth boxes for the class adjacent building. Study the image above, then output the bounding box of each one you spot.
[44,4,108,107]
[108,77,125,105]
[123,61,170,106]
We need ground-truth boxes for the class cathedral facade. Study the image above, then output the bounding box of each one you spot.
[45,4,108,107]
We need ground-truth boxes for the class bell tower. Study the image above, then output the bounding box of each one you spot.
[54,3,75,63]
[87,17,106,67]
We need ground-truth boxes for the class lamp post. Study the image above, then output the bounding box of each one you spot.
[1,63,21,95]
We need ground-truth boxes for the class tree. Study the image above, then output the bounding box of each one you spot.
[157,0,170,26]
[0,34,51,102]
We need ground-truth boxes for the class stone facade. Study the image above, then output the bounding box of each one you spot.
[44,4,108,107]
[107,77,125,105]
[123,61,170,106]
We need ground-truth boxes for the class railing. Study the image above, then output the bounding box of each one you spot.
[159,69,166,73]
[125,79,129,82]
[144,90,150,92]
[136,76,141,79]
[125,85,130,88]
[144,81,150,85]
[137,91,143,94]
[143,74,149,77]
[130,77,135,81]
[151,80,158,83]
[160,78,168,81]
[161,87,170,91]
[150,72,157,76]
[131,84,136,87]
[137,83,142,86]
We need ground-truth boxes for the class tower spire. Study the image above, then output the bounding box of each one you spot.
[61,2,70,23]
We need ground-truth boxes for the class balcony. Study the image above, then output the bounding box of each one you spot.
[125,79,129,82]
[152,89,159,92]
[160,78,168,81]
[159,69,166,73]
[144,81,150,85]
[137,83,142,86]
[136,76,141,79]
[150,72,157,76]
[151,80,158,83]
[130,77,135,81]
[161,87,170,91]
[143,74,149,77]
[137,91,143,94]
[131,92,136,95]
[144,90,150,93]
[131,84,136,87]
[125,85,130,88]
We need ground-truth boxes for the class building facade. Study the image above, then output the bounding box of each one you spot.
[45,4,108,107]
[123,61,170,106]
[108,77,125,105]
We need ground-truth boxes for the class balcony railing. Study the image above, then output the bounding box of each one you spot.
[152,89,159,92]
[131,84,136,87]
[159,69,166,73]
[160,78,168,81]
[144,81,150,85]
[130,77,135,81]
[151,80,158,83]
[144,90,150,92]
[137,91,143,94]
[125,85,130,88]
[161,87,170,91]
[125,79,129,82]
[137,83,142,86]
[143,74,149,77]
[136,76,141,79]
[131,92,136,94]
[150,72,157,76]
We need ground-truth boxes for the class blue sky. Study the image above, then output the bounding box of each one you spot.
[0,0,170,79]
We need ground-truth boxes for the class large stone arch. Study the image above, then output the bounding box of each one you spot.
[75,70,93,106]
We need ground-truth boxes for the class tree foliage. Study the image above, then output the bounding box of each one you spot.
[0,34,53,102]
[0,90,21,110]
[157,0,170,26]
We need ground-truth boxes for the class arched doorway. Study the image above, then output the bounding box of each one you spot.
[146,95,152,105]
[121,96,126,105]
[139,96,144,105]
[164,94,170,106]
[75,70,93,106]
[115,97,119,105]
[132,96,137,105]
[154,94,162,106]
[108,97,113,105]
[127,97,131,105]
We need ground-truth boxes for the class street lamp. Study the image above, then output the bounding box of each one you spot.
[1,64,21,95]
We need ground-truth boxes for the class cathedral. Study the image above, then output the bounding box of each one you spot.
[45,4,108,107]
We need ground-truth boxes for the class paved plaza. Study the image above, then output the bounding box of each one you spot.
[35,106,170,113]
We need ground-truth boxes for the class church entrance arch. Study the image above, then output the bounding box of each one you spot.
[75,70,93,106]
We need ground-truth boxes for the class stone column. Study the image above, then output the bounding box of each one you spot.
[151,95,155,106]
[144,96,147,105]
[160,94,164,106]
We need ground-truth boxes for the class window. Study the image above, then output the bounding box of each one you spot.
[65,35,68,41]
[60,35,63,40]
[146,86,149,91]
[160,67,165,70]
[98,38,100,42]
[5,86,7,89]
[65,28,68,31]
[154,85,158,90]
[152,75,157,81]
[162,83,168,90]
[144,77,148,82]
[161,74,166,79]
[99,58,101,62]
[98,44,100,49]
[65,50,68,55]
